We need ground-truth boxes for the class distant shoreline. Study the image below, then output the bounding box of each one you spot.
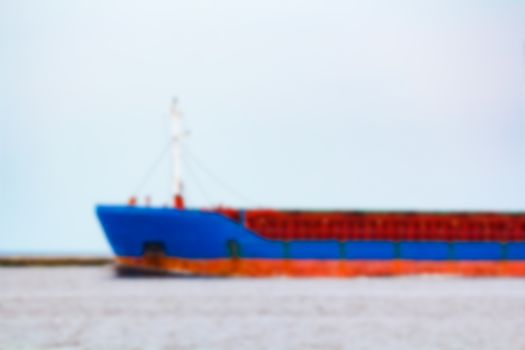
[0,256,113,267]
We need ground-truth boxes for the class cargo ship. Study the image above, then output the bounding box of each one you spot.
[96,102,525,277]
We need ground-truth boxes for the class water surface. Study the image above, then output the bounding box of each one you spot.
[1,267,524,349]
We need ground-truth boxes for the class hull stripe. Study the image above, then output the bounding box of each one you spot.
[117,257,525,277]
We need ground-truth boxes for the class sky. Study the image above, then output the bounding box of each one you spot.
[1,0,525,254]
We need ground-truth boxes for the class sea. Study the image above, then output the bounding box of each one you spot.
[1,266,525,350]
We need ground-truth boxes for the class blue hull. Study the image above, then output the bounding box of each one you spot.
[96,206,525,262]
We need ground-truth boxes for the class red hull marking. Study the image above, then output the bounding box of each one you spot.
[116,257,525,277]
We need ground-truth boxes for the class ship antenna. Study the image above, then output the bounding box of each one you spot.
[171,97,186,209]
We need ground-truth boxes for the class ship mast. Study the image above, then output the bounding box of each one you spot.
[171,98,185,209]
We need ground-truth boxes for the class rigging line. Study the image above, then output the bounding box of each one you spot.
[182,155,214,206]
[185,146,260,207]
[133,139,172,195]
